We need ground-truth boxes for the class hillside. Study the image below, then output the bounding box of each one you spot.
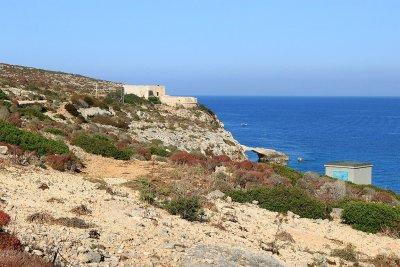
[0,63,245,160]
[0,63,400,266]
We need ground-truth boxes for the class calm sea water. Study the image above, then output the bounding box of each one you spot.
[198,96,400,193]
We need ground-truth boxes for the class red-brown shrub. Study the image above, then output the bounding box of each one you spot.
[373,191,395,204]
[46,154,81,172]
[137,147,151,161]
[235,160,255,171]
[234,170,270,188]
[8,112,22,127]
[170,151,206,166]
[212,155,232,164]
[0,250,54,267]
[0,142,24,156]
[0,232,22,251]
[0,210,11,227]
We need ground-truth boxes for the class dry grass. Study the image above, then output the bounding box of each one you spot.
[26,212,95,229]
[70,204,92,216]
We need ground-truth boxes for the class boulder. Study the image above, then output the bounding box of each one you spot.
[182,244,284,267]
[206,190,225,200]
[0,146,8,155]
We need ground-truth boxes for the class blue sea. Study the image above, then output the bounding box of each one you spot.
[198,96,400,193]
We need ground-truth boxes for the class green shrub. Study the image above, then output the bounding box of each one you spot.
[149,146,169,157]
[124,94,147,105]
[228,186,331,219]
[0,121,69,155]
[271,164,302,184]
[44,127,65,136]
[0,90,8,100]
[19,106,51,121]
[165,197,204,222]
[341,201,400,234]
[148,96,161,104]
[138,178,156,204]
[73,133,133,160]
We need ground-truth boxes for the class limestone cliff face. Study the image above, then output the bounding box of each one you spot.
[129,105,246,160]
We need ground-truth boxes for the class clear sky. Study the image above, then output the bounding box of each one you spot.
[1,1,400,96]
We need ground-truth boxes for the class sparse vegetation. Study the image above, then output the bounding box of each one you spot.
[44,127,65,136]
[331,244,359,263]
[138,178,157,204]
[27,212,94,229]
[19,106,51,121]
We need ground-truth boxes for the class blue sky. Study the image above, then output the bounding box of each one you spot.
[1,1,400,96]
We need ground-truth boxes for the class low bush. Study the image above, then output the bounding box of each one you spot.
[341,201,400,234]
[73,133,133,160]
[170,151,206,166]
[0,90,8,100]
[164,197,204,222]
[124,94,147,105]
[271,164,302,184]
[44,127,65,136]
[228,186,331,219]
[150,146,170,157]
[91,114,129,129]
[148,96,161,104]
[0,121,69,156]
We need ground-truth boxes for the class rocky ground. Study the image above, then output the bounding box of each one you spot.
[1,151,399,267]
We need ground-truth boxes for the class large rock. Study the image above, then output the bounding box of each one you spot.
[182,244,284,267]
[78,107,111,119]
[244,147,289,165]
[0,146,8,155]
[0,105,10,120]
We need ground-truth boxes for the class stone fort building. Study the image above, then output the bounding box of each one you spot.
[123,85,197,108]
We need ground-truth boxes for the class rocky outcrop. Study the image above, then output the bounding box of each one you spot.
[243,146,289,165]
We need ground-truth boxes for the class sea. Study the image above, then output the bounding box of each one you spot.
[198,96,400,193]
